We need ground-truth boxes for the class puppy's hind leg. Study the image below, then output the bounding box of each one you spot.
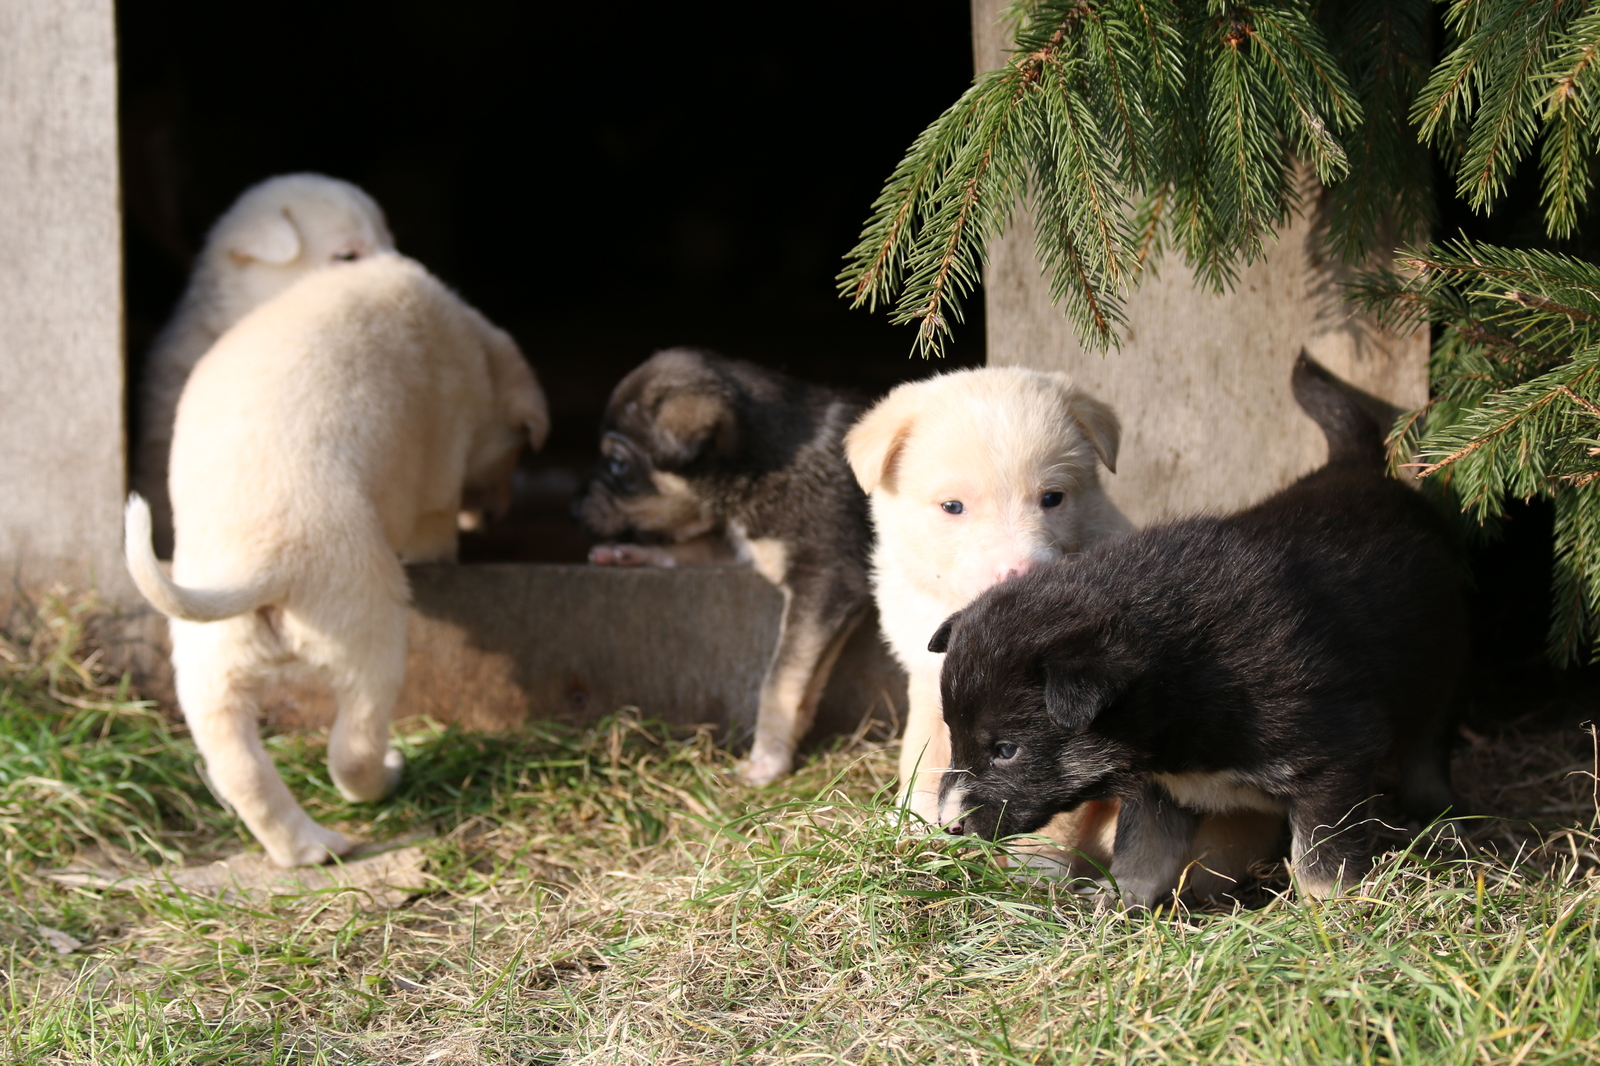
[740,588,867,786]
[291,570,409,805]
[1397,735,1456,827]
[1396,686,1461,827]
[171,618,351,867]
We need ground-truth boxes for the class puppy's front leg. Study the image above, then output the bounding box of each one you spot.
[740,584,866,786]
[589,534,738,568]
[1111,780,1201,910]
[897,663,947,823]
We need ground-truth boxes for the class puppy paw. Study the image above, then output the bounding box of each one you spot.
[383,747,406,793]
[331,747,405,803]
[738,746,793,786]
[269,824,354,868]
[588,543,676,567]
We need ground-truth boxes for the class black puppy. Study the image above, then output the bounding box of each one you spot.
[575,348,874,785]
[932,354,1467,904]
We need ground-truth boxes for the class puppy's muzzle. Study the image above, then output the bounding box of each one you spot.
[572,478,629,539]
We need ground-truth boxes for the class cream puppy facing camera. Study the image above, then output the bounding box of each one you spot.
[125,253,548,867]
[846,368,1131,833]
[133,173,396,558]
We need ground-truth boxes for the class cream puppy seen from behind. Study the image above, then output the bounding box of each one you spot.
[846,368,1130,839]
[133,173,395,558]
[125,253,548,867]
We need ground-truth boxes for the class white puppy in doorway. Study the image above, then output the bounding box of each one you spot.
[133,173,395,558]
[125,253,547,867]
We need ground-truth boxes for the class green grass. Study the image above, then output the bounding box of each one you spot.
[2,604,1598,1064]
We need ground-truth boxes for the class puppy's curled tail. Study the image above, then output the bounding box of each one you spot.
[1291,351,1384,468]
[124,494,275,622]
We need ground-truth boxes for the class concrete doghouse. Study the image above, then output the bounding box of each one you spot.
[0,0,1423,748]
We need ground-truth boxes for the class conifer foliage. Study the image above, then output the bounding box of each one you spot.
[1370,1,1600,664]
[839,0,1429,357]
[845,0,1600,661]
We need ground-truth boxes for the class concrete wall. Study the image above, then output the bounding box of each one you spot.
[0,0,131,602]
[970,0,1428,525]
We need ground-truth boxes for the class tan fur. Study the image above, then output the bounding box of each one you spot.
[730,524,789,586]
[1151,772,1291,816]
[655,392,736,460]
[597,471,719,541]
[133,174,396,557]
[745,586,859,785]
[124,253,546,867]
[847,368,1132,832]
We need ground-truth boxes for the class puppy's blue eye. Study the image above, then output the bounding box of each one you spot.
[994,743,1019,763]
[1041,491,1064,509]
[941,501,965,515]
[332,251,360,262]
[608,457,630,477]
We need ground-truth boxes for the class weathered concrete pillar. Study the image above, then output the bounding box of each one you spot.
[0,0,130,604]
[970,0,1428,524]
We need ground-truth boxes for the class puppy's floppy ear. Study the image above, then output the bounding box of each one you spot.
[652,390,736,467]
[1043,658,1112,734]
[479,318,550,451]
[846,390,916,494]
[1045,374,1121,474]
[927,610,963,654]
[1068,392,1121,474]
[228,207,301,265]
[522,394,552,452]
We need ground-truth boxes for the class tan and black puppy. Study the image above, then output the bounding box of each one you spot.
[576,349,873,785]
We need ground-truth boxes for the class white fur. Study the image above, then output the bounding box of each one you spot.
[133,174,396,556]
[846,367,1131,823]
[125,253,548,867]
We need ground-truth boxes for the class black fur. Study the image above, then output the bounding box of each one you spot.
[936,353,1468,904]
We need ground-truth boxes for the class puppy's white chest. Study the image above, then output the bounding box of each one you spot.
[727,521,789,586]
[1150,771,1288,815]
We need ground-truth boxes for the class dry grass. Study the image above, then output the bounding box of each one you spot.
[1,596,1597,1065]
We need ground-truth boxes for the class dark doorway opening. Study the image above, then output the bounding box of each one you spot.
[117,0,985,562]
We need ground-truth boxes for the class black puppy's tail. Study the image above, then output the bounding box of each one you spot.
[1291,351,1385,468]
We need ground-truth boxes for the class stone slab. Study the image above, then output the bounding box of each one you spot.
[244,564,904,749]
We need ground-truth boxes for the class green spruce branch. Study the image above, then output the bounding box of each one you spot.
[839,0,1362,357]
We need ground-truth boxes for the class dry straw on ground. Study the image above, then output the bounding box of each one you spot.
[1,593,1597,1065]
